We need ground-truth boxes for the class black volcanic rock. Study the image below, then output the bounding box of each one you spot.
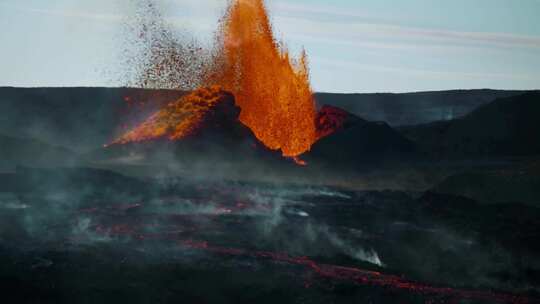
[429,159,540,207]
[0,87,287,168]
[418,191,540,254]
[0,87,186,151]
[0,166,151,199]
[306,106,417,168]
[315,89,527,126]
[1,87,530,152]
[92,88,282,167]
[400,91,540,158]
[110,88,253,145]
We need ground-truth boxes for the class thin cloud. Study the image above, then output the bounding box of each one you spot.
[313,55,537,81]
[271,4,540,51]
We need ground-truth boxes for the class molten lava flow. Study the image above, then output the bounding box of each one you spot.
[112,86,232,144]
[206,0,318,157]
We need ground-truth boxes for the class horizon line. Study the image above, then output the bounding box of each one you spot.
[0,86,538,95]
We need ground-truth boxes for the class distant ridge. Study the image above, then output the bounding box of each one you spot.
[1,86,530,129]
[315,89,529,126]
[0,87,186,151]
[400,91,540,158]
[0,87,535,152]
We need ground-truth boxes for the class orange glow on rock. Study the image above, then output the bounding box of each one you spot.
[112,86,230,144]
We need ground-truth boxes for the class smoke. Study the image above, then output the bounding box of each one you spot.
[240,186,384,267]
[1,165,539,297]
[71,217,114,244]
[314,225,384,266]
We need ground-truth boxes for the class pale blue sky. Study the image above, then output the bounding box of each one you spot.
[0,0,539,92]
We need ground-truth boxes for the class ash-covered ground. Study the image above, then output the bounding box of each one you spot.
[0,167,538,304]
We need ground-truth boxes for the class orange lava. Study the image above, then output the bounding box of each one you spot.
[112,86,229,144]
[206,0,318,157]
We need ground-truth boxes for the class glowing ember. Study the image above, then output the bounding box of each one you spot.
[291,156,308,166]
[206,0,318,156]
[112,86,233,144]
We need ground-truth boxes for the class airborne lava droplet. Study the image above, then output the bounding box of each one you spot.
[292,156,308,166]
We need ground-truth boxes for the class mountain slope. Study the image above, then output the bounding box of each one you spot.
[315,89,526,126]
[90,87,283,169]
[1,87,531,152]
[0,134,77,170]
[400,91,540,158]
[306,108,417,168]
[0,87,186,151]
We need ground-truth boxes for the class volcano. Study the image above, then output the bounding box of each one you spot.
[121,0,319,157]
[104,86,292,169]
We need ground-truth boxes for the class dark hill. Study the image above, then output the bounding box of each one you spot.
[89,88,284,169]
[0,134,77,171]
[1,87,530,152]
[315,89,526,126]
[400,91,540,158]
[306,109,417,169]
[428,159,540,206]
[0,87,186,151]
